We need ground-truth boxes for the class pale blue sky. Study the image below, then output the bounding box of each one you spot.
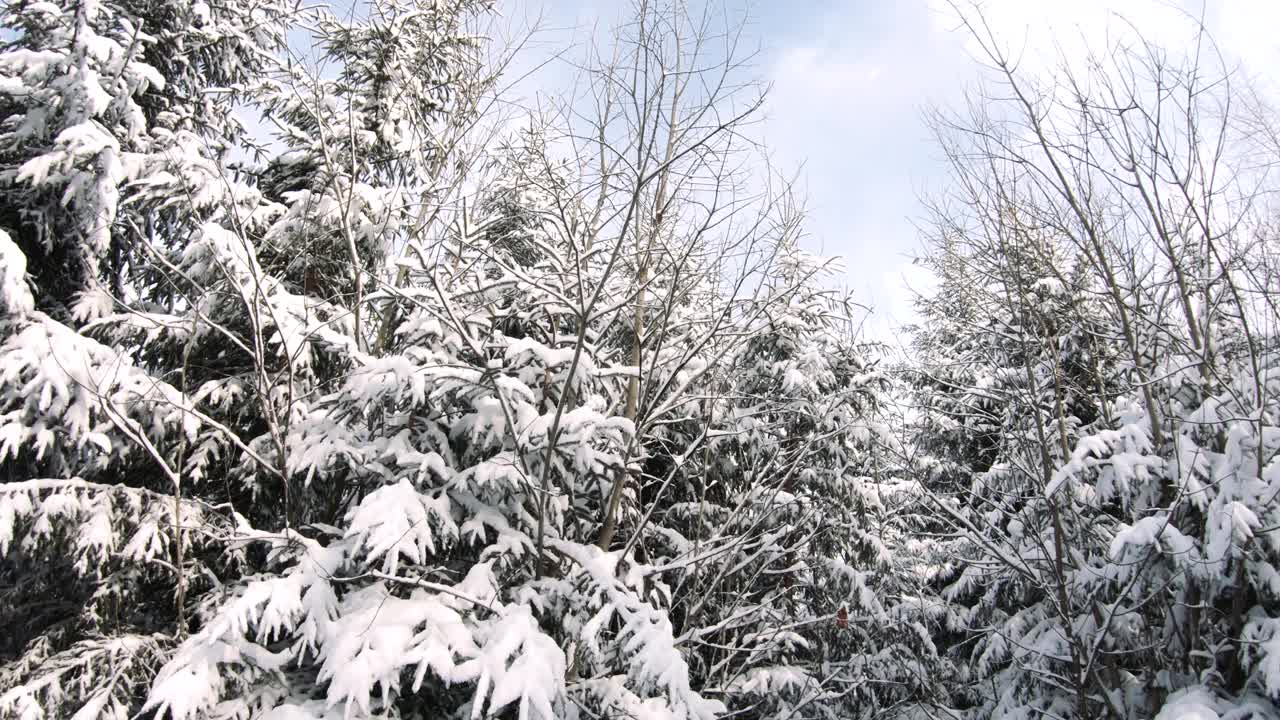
[494,0,967,341]
[494,0,1280,342]
[759,0,1280,342]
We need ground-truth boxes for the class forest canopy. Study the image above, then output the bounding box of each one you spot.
[1,0,1279,719]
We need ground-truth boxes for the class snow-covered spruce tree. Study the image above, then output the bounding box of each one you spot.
[909,179,1127,718]
[0,0,295,320]
[0,0,481,716]
[251,0,494,325]
[906,7,1280,718]
[0,0,305,712]
[905,233,997,496]
[664,245,957,719]
[0,0,301,489]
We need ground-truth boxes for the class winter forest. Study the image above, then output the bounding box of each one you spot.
[2,0,1280,716]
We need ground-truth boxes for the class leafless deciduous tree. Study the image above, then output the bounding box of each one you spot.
[905,3,1280,716]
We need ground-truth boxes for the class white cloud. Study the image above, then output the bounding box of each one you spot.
[1219,0,1280,97]
[761,2,969,340]
[931,0,1279,84]
[763,0,1280,340]
[937,0,1197,63]
[502,0,1280,342]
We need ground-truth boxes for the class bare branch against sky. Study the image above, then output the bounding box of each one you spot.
[492,0,1280,342]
